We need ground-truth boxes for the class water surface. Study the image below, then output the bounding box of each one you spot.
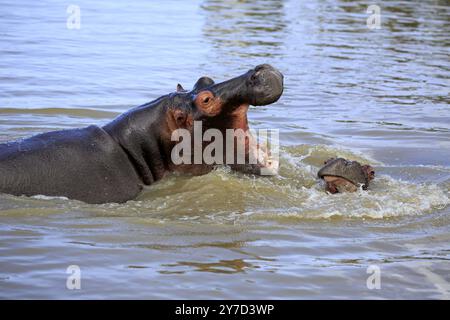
[0,0,449,299]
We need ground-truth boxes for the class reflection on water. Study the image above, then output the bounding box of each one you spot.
[0,0,449,299]
[201,0,287,59]
[161,259,254,274]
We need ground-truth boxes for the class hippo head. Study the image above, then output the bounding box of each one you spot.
[104,65,283,183]
[164,64,284,171]
[169,64,283,125]
[317,158,375,194]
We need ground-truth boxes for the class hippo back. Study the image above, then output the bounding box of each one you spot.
[0,125,142,204]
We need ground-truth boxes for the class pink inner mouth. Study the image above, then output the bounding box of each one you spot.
[323,175,358,194]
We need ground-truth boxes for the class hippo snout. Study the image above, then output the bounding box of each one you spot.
[248,64,284,106]
[205,64,284,111]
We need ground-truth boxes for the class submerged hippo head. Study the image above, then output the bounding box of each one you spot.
[317,158,375,194]
[104,64,284,184]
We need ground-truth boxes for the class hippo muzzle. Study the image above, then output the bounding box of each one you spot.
[247,64,284,106]
[318,158,375,194]
[205,64,284,111]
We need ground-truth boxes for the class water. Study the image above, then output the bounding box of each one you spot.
[0,0,449,299]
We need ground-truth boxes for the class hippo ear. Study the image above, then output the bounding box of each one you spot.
[177,84,185,92]
[193,77,215,92]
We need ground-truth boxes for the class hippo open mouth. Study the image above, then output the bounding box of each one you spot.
[318,158,375,194]
[0,65,284,204]
[188,64,284,132]
[159,64,284,175]
[195,64,283,173]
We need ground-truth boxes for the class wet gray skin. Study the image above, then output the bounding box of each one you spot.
[317,158,375,193]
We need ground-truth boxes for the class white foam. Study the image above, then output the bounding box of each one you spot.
[240,174,450,220]
[31,195,69,201]
[13,144,448,221]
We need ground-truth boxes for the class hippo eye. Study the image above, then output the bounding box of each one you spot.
[195,90,219,116]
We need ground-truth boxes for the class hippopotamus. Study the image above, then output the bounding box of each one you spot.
[0,64,283,204]
[317,158,375,194]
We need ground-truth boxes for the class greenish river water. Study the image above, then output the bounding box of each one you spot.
[0,0,449,299]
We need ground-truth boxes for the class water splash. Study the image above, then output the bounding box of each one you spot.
[0,144,448,221]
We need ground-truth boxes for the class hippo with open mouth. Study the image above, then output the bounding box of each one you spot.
[318,158,375,194]
[0,64,283,204]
